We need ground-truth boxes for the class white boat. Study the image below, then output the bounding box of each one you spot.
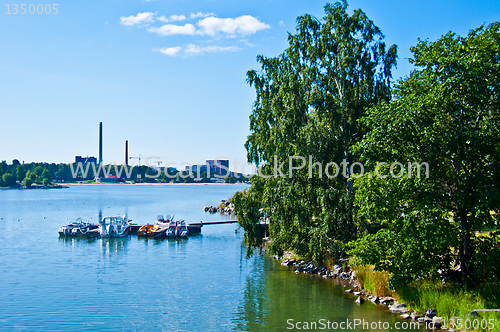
[155,214,173,226]
[165,219,188,238]
[98,216,130,238]
[177,220,188,238]
[58,218,97,237]
[165,221,177,238]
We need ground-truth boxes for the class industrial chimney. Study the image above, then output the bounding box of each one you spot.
[125,140,128,166]
[99,122,103,164]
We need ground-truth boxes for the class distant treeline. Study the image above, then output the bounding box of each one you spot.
[0,160,247,188]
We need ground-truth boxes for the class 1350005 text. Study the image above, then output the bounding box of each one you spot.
[6,4,58,14]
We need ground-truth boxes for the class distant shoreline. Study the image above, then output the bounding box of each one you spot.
[66,182,249,186]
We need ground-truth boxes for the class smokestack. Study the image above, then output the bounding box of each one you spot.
[99,122,103,164]
[125,140,128,166]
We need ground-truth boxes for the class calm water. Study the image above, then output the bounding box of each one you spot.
[0,185,419,331]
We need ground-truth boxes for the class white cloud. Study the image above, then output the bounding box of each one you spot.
[148,23,197,36]
[154,44,241,56]
[184,44,240,55]
[169,14,186,22]
[279,20,284,26]
[157,15,169,23]
[197,15,270,36]
[120,12,155,26]
[190,12,215,19]
[154,46,182,56]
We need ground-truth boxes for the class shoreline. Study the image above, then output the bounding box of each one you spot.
[65,182,249,186]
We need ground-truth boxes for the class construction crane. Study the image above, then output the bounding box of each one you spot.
[129,154,142,166]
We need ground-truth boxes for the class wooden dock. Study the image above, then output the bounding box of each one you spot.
[188,220,238,226]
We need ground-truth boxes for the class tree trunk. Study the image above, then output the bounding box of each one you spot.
[459,209,471,284]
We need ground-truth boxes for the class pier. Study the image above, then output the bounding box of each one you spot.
[188,220,238,226]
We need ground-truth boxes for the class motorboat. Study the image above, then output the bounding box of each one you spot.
[155,214,173,226]
[58,218,98,237]
[166,219,188,238]
[176,220,188,238]
[99,216,130,238]
[165,221,177,238]
[137,224,160,238]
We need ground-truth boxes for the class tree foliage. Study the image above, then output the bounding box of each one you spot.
[235,1,397,262]
[2,173,15,187]
[350,22,500,286]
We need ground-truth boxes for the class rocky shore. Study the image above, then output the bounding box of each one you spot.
[203,199,235,215]
[274,255,452,330]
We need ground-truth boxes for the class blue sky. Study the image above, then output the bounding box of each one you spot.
[1,0,499,171]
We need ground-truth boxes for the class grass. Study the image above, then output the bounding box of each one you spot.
[350,265,500,331]
[398,279,500,331]
[351,265,393,297]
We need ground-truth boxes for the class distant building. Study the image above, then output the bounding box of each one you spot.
[217,160,229,176]
[205,159,229,176]
[75,156,97,164]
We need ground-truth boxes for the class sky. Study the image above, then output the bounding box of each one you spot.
[1,0,499,172]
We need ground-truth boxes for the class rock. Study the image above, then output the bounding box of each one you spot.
[370,296,379,304]
[432,316,443,329]
[351,271,357,279]
[339,272,350,280]
[380,297,395,305]
[355,296,364,304]
[410,311,421,320]
[417,317,426,323]
[390,302,408,314]
[345,289,353,293]
[354,291,361,296]
[400,314,411,319]
[425,308,437,318]
[468,310,480,318]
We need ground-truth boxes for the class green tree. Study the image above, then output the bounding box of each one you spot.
[23,177,33,189]
[235,1,397,261]
[42,169,51,183]
[0,160,7,177]
[351,22,500,286]
[34,166,44,177]
[16,165,26,182]
[2,173,16,187]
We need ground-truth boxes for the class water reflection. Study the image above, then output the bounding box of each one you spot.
[235,257,422,332]
[99,237,128,255]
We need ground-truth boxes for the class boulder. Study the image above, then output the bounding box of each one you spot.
[379,297,395,305]
[432,316,443,329]
[370,296,379,304]
[354,291,361,296]
[355,296,364,304]
[345,289,353,293]
[400,314,411,320]
[425,308,437,319]
[410,311,421,320]
[390,302,408,314]
[468,310,480,318]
